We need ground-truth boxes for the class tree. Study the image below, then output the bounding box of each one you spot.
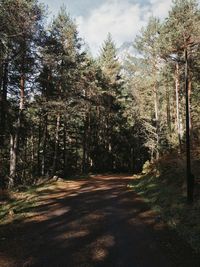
[134,17,163,160]
[161,0,200,202]
[0,0,45,186]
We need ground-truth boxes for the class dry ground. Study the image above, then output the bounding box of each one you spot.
[0,175,199,267]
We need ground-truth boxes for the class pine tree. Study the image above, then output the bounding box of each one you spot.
[0,0,45,186]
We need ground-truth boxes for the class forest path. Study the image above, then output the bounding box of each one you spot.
[0,174,199,267]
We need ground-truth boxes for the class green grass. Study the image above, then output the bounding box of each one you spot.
[0,182,56,224]
[129,157,200,252]
[0,198,36,221]
[0,174,90,225]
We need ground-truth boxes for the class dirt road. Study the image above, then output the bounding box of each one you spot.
[0,175,199,267]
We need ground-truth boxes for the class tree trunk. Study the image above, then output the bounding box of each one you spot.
[9,70,25,185]
[166,85,171,133]
[37,116,41,176]
[52,114,60,176]
[0,61,8,147]
[63,122,67,176]
[185,48,194,203]
[9,134,17,187]
[31,130,34,179]
[41,114,48,176]
[23,137,28,181]
[130,147,134,173]
[154,82,159,160]
[82,114,89,173]
[19,72,25,110]
[188,68,192,140]
[175,62,182,152]
[0,63,3,90]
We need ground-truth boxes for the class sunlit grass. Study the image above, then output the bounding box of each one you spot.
[0,181,58,225]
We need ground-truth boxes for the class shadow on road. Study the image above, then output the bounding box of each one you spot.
[0,175,199,267]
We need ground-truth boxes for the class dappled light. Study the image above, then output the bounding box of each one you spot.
[1,175,199,267]
[1,0,200,266]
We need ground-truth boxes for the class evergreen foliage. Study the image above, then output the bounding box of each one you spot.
[0,0,200,195]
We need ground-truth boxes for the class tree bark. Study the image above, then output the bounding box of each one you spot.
[82,113,89,173]
[188,67,192,137]
[130,147,134,173]
[185,48,194,203]
[154,82,159,160]
[41,114,48,176]
[31,130,34,179]
[52,114,60,176]
[166,85,171,133]
[37,116,41,176]
[0,63,3,90]
[175,62,182,152]
[9,70,25,185]
[63,122,67,175]
[9,134,17,187]
[9,109,23,186]
[0,61,8,147]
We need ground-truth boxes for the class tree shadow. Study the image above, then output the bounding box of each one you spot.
[0,175,199,267]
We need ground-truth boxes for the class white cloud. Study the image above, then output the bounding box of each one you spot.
[149,0,172,18]
[76,0,172,56]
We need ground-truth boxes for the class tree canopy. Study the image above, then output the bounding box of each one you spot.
[0,0,200,202]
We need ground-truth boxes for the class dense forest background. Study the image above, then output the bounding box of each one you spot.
[0,0,200,189]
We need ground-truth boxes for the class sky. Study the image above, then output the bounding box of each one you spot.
[41,0,173,56]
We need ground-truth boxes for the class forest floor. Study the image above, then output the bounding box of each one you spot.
[0,174,200,267]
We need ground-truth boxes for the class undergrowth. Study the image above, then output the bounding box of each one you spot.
[129,151,200,252]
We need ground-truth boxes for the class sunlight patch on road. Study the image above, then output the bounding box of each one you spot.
[91,235,115,262]
[48,207,71,217]
[57,230,90,241]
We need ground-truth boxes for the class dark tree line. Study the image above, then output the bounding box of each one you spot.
[0,1,147,188]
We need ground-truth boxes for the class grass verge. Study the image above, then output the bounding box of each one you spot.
[129,155,200,253]
[0,182,58,225]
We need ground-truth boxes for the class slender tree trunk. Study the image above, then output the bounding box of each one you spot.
[0,61,8,189]
[9,134,17,187]
[185,48,194,203]
[75,135,78,171]
[9,70,25,186]
[82,119,87,173]
[130,147,134,173]
[0,61,8,147]
[0,63,3,90]
[82,113,89,173]
[166,85,171,133]
[41,69,51,176]
[41,114,48,176]
[63,122,67,175]
[175,62,182,152]
[19,72,25,110]
[37,116,41,176]
[52,114,60,176]
[188,68,192,140]
[87,110,92,170]
[154,82,159,160]
[31,130,34,179]
[9,112,23,185]
[23,137,28,182]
